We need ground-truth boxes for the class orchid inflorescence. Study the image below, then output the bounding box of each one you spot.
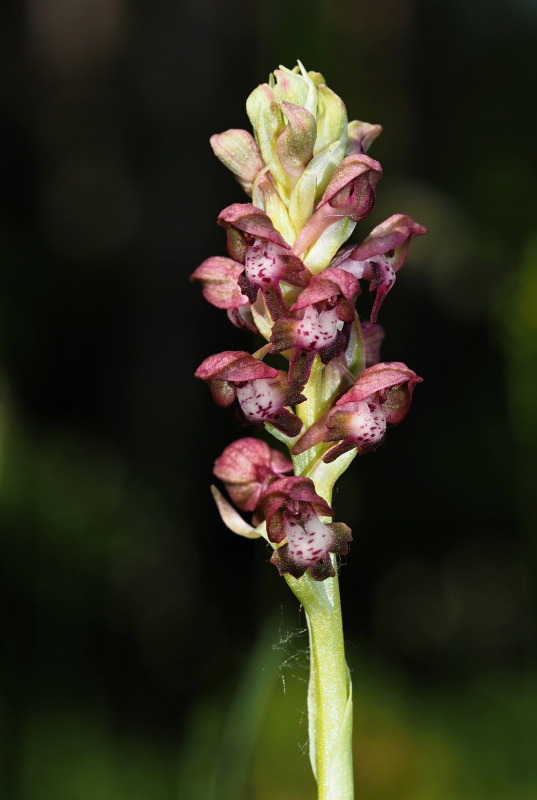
[193,62,424,583]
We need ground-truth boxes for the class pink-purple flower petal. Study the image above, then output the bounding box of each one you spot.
[218,203,290,262]
[195,351,279,383]
[336,361,421,405]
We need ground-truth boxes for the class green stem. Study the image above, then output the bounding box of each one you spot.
[292,354,326,477]
[285,569,353,800]
[282,359,355,799]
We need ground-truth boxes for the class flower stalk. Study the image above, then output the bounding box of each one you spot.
[192,62,425,798]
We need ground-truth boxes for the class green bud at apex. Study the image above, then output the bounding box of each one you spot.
[246,62,349,233]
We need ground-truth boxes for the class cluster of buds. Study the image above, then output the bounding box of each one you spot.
[193,63,424,581]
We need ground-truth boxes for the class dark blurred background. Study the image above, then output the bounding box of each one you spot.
[1,0,537,798]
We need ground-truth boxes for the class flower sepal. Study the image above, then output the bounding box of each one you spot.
[190,256,258,332]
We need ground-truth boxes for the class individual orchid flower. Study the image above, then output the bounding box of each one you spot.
[195,350,305,437]
[213,437,293,513]
[270,267,360,389]
[293,361,422,463]
[292,154,382,259]
[217,203,308,320]
[260,476,352,581]
[331,214,427,322]
[190,256,257,332]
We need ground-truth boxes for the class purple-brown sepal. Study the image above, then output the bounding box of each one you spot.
[361,321,385,367]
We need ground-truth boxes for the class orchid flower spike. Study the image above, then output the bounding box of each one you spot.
[194,61,424,586]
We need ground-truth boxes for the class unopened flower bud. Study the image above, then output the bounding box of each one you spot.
[246,84,287,195]
[246,62,351,208]
[346,120,383,155]
[272,62,318,116]
[214,437,293,512]
[318,154,382,221]
[277,102,317,182]
[210,129,265,196]
[315,83,348,155]
[292,155,382,262]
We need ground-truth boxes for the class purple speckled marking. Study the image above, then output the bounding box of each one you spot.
[283,511,336,569]
[236,379,284,422]
[295,306,338,351]
[245,239,283,286]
